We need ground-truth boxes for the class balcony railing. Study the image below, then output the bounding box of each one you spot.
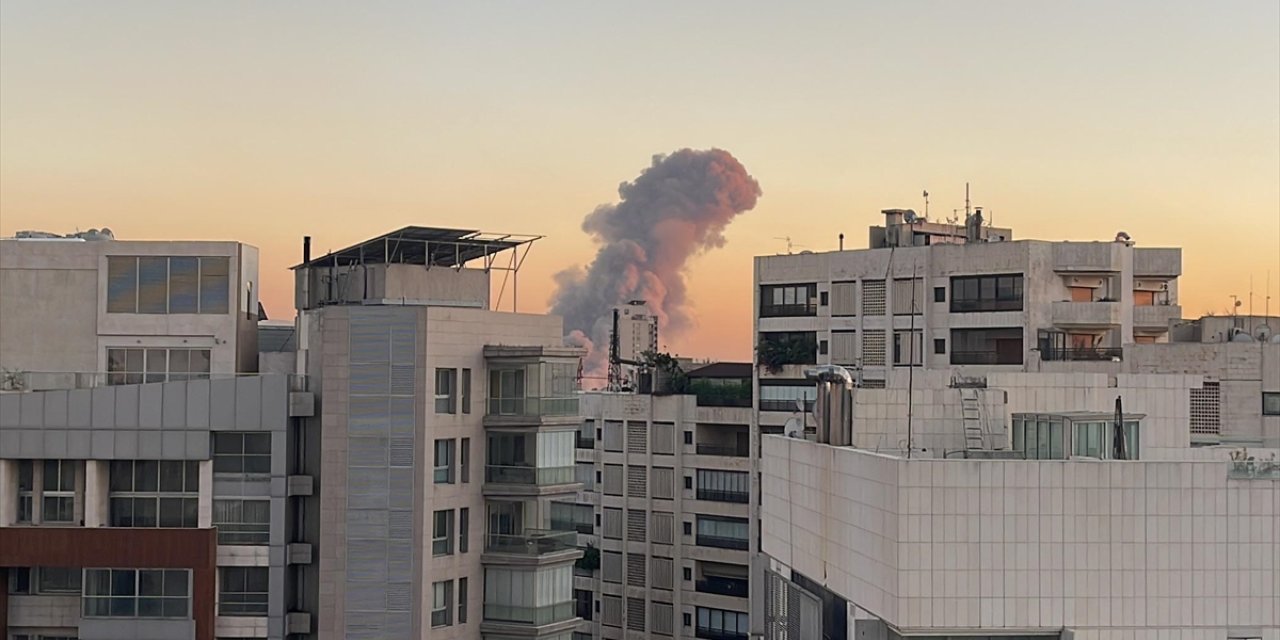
[550,519,593,535]
[485,465,575,486]
[1,371,308,393]
[483,601,576,626]
[950,298,1023,313]
[696,489,750,504]
[759,303,817,318]
[759,399,814,413]
[695,443,750,458]
[1228,460,1280,480]
[1040,347,1123,362]
[695,534,749,551]
[950,350,1022,366]
[485,529,578,556]
[696,576,749,598]
[487,396,579,418]
[575,434,595,449]
[696,627,749,640]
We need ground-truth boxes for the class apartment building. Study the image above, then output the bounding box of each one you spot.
[293,227,585,640]
[0,232,310,640]
[758,369,1280,639]
[570,362,755,640]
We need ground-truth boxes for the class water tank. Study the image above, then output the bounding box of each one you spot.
[805,365,854,446]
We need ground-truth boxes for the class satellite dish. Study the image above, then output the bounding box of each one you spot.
[783,417,803,438]
[903,211,919,224]
[1230,329,1256,343]
[1255,325,1273,341]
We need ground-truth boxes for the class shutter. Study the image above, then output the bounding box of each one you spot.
[602,595,623,626]
[651,422,675,454]
[831,331,857,365]
[652,512,674,545]
[627,465,647,497]
[603,464,624,496]
[651,557,673,590]
[830,281,857,316]
[603,507,622,540]
[626,555,647,587]
[602,552,623,584]
[651,467,674,499]
[603,421,624,452]
[626,597,646,631]
[626,421,648,452]
[626,509,647,542]
[651,601,674,635]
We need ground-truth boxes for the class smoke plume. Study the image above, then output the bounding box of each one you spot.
[551,148,762,384]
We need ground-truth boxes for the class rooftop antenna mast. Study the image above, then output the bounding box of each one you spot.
[773,237,802,254]
[922,190,930,218]
[965,182,971,217]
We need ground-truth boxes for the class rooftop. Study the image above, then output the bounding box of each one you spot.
[293,226,541,269]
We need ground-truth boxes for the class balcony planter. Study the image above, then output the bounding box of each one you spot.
[575,543,600,571]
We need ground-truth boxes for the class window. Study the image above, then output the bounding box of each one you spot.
[550,502,594,534]
[212,499,270,545]
[892,278,923,315]
[696,469,750,503]
[41,460,76,524]
[488,367,527,415]
[575,588,593,621]
[759,382,816,413]
[950,328,1024,365]
[933,338,946,355]
[819,291,829,306]
[684,476,693,490]
[459,507,470,553]
[696,516,749,550]
[106,256,229,314]
[461,368,472,414]
[458,577,468,624]
[460,438,471,483]
[432,580,454,627]
[759,283,818,317]
[84,568,189,618]
[17,460,33,523]
[39,567,83,594]
[433,509,455,556]
[950,274,1024,312]
[696,607,749,639]
[683,521,692,536]
[218,567,267,616]
[1264,392,1280,416]
[892,330,923,366]
[107,347,211,385]
[9,567,31,594]
[818,339,829,356]
[684,431,693,445]
[434,439,456,484]
[933,286,945,302]
[435,368,457,414]
[109,460,199,528]
[684,567,693,581]
[213,433,271,475]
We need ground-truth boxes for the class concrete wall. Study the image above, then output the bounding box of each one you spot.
[761,436,1279,635]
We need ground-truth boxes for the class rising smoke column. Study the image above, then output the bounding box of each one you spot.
[550,148,762,382]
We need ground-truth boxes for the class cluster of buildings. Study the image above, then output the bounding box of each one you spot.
[0,210,1276,640]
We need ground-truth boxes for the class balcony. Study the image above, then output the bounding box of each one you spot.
[487,396,580,419]
[695,534,749,551]
[1053,242,1121,273]
[483,601,576,626]
[759,302,817,318]
[1040,347,1123,362]
[696,443,750,458]
[485,529,579,557]
[1134,303,1181,330]
[1051,301,1120,328]
[696,628,749,640]
[696,576,749,598]
[696,489,750,504]
[485,465,575,486]
[1133,248,1182,277]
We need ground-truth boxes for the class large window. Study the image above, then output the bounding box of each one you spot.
[218,567,268,616]
[759,283,817,317]
[42,460,76,523]
[107,256,229,314]
[109,460,198,528]
[107,347,211,385]
[213,433,272,475]
[696,470,750,503]
[433,509,455,556]
[212,499,271,545]
[432,579,454,627]
[435,368,457,414]
[84,569,190,618]
[950,274,1024,313]
[950,328,1024,365]
[1011,415,1140,461]
[38,567,83,594]
[696,607,749,640]
[757,332,817,368]
[695,516,749,550]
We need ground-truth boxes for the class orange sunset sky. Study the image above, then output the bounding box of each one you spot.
[2,1,1278,362]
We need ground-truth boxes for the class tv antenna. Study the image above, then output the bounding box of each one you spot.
[774,237,803,255]
[922,189,930,218]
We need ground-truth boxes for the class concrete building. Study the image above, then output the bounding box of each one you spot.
[0,232,261,388]
[570,362,755,640]
[292,227,585,640]
[758,371,1280,639]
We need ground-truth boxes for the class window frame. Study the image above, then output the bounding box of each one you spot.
[108,460,199,528]
[759,283,818,318]
[212,432,272,476]
[17,460,33,523]
[1263,392,1280,416]
[106,255,230,315]
[435,368,458,414]
[433,509,455,556]
[218,566,268,616]
[434,438,456,484]
[41,460,77,524]
[107,347,212,385]
[431,579,454,627]
[949,273,1024,313]
[212,498,271,545]
[83,568,190,619]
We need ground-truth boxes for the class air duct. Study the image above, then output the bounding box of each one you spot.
[805,365,854,446]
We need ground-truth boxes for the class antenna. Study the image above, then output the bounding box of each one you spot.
[922,189,930,218]
[1230,295,1241,316]
[773,237,802,254]
[965,182,971,217]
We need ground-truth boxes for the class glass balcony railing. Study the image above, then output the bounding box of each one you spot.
[484,465,575,486]
[485,529,578,556]
[696,489,750,504]
[695,443,750,458]
[1228,459,1280,480]
[696,628,749,640]
[696,576,749,598]
[487,396,580,418]
[696,534,749,551]
[483,601,576,626]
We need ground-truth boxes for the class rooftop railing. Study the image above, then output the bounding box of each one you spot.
[1228,459,1280,480]
[0,371,308,393]
[484,529,578,556]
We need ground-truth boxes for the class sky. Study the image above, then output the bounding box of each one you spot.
[2,1,1278,361]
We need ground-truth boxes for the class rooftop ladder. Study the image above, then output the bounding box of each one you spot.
[961,388,985,450]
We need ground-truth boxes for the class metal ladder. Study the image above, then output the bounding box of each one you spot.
[961,388,985,450]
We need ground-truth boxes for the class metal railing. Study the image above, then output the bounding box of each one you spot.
[1040,347,1123,362]
[696,489,750,504]
[695,443,750,458]
[950,298,1023,313]
[695,534,749,551]
[759,399,814,413]
[696,627,749,640]
[482,601,576,626]
[950,350,1023,366]
[759,303,817,318]
[1,371,308,393]
[486,396,579,418]
[696,576,749,598]
[484,465,575,486]
[1228,460,1280,480]
[484,529,578,556]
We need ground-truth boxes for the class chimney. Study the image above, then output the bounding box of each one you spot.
[303,236,312,266]
[839,233,845,251]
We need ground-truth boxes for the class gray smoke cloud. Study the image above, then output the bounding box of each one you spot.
[551,148,762,382]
